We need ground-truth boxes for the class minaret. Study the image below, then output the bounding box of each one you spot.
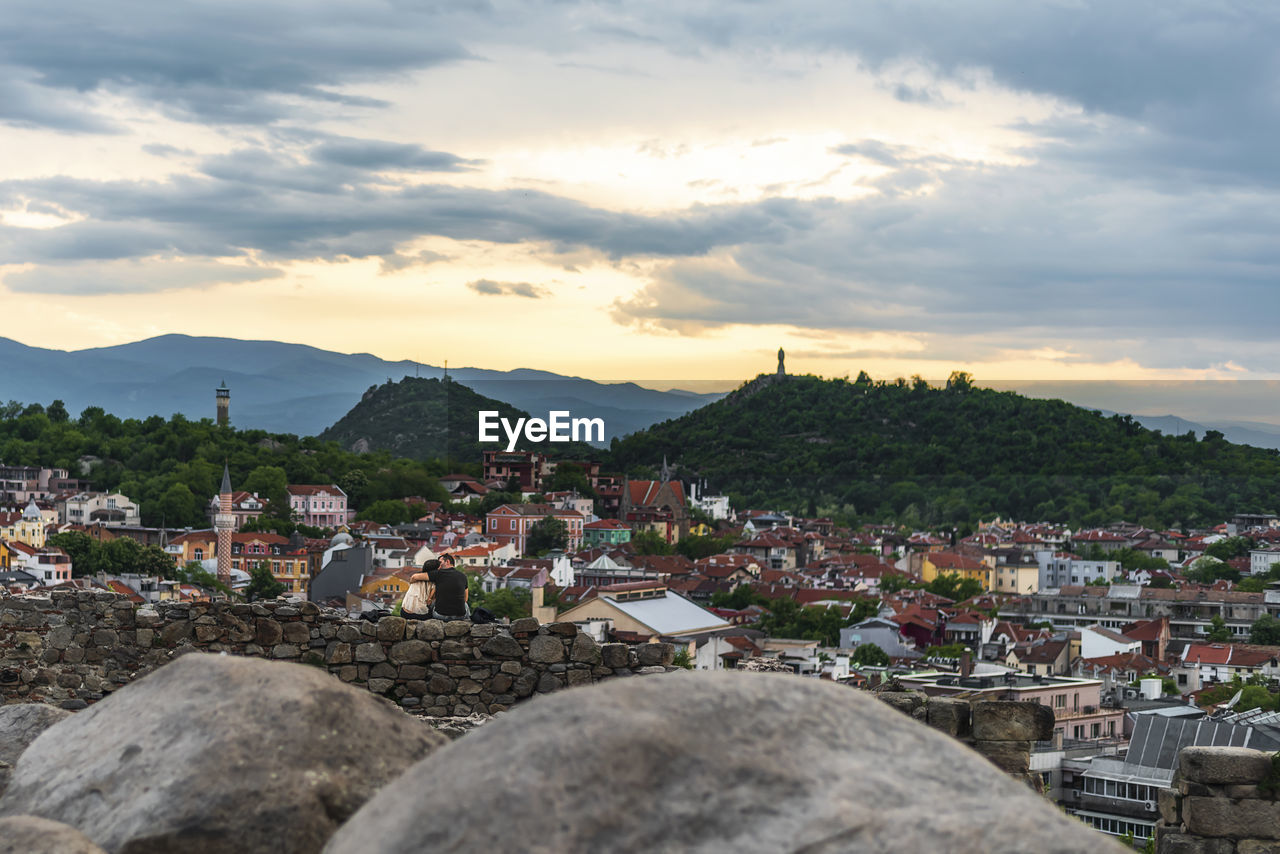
[661,455,671,483]
[215,463,234,588]
[216,380,230,427]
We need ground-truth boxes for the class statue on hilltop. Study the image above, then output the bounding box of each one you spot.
[777,347,785,377]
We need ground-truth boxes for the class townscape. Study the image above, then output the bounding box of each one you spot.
[4,384,1280,852]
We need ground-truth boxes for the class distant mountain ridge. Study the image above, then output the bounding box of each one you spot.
[0,335,722,439]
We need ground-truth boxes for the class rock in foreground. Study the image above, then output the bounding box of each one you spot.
[0,653,447,854]
[0,815,106,854]
[0,705,70,797]
[324,671,1124,854]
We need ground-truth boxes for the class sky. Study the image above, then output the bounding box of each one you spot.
[1,1,1278,385]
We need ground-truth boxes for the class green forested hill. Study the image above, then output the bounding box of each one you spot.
[0,399,451,528]
[318,377,598,463]
[608,373,1280,528]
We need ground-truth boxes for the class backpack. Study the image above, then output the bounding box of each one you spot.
[471,607,498,625]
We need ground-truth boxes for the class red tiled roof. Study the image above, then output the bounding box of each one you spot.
[584,519,630,530]
[928,552,985,571]
[287,484,343,496]
[626,480,687,508]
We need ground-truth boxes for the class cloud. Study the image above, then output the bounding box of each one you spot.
[0,73,121,133]
[379,249,450,274]
[0,0,473,128]
[311,138,483,172]
[1,258,281,295]
[467,279,549,298]
[0,142,811,268]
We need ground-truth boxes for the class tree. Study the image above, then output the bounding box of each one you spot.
[242,465,290,515]
[477,587,532,620]
[546,464,597,498]
[709,583,768,611]
[356,499,413,525]
[244,561,285,602]
[1146,575,1174,589]
[630,529,673,556]
[525,515,568,556]
[1249,615,1280,646]
[851,643,889,667]
[925,573,982,601]
[138,545,178,579]
[1207,615,1231,643]
[946,371,973,392]
[47,531,99,577]
[675,533,739,560]
[47,399,69,423]
[157,482,202,528]
[174,561,232,597]
[878,573,920,594]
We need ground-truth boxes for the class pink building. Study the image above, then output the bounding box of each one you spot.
[287,485,349,529]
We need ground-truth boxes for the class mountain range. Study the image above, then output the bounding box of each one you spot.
[4,334,1280,453]
[0,335,720,441]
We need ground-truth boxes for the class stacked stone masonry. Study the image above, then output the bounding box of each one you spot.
[1155,745,1280,854]
[877,691,1055,787]
[0,591,677,715]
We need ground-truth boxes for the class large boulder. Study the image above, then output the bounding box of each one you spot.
[0,705,70,797]
[324,672,1125,854]
[0,653,447,854]
[0,815,106,854]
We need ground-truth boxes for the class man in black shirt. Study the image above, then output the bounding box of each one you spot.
[411,553,469,620]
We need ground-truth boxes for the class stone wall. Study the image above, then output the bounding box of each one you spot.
[1154,745,1280,854]
[877,691,1055,787]
[0,590,676,715]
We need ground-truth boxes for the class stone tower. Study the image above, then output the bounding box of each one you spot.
[216,380,230,427]
[215,464,234,588]
[777,347,785,376]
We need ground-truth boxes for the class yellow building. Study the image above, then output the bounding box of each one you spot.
[921,552,993,590]
[992,561,1040,595]
[360,569,413,600]
[0,502,47,548]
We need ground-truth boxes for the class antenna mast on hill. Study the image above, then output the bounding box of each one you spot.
[444,359,448,381]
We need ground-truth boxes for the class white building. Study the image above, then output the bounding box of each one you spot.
[1036,551,1123,589]
[1248,548,1280,576]
[1079,625,1142,659]
[60,492,141,527]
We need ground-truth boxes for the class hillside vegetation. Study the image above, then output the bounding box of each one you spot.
[609,373,1280,528]
[0,400,450,529]
[319,377,599,463]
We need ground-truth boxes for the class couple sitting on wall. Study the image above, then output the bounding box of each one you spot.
[401,554,470,621]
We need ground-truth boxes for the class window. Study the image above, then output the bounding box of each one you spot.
[1091,723,1101,738]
